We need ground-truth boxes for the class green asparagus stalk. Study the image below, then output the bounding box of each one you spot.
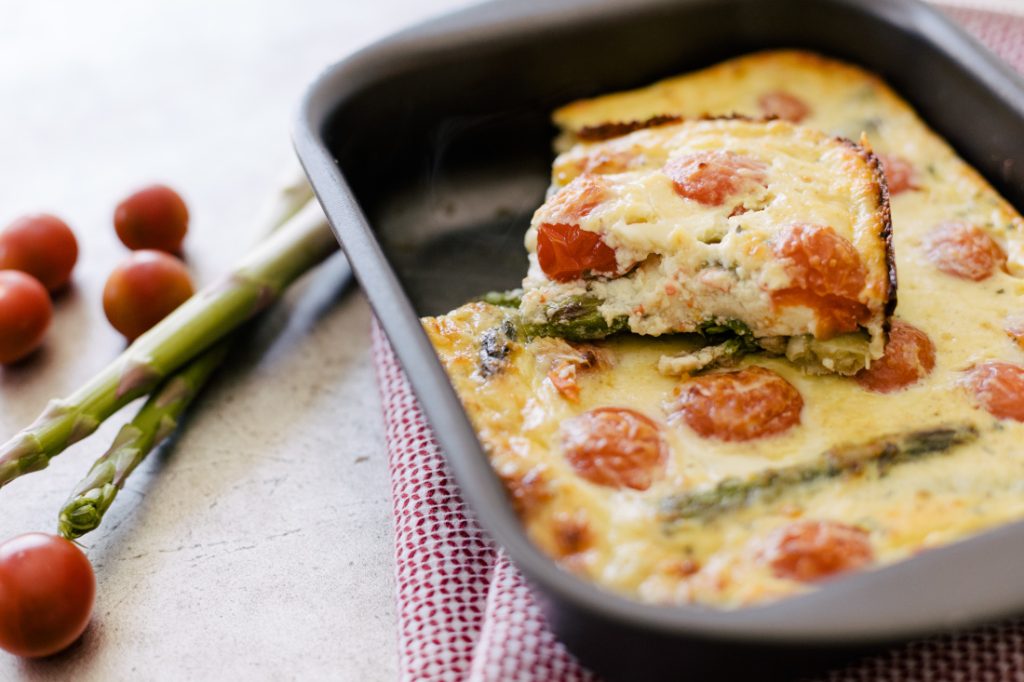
[0,198,336,488]
[660,425,979,523]
[57,341,230,539]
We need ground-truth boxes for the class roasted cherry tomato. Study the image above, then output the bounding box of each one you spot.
[103,250,194,341]
[0,271,52,364]
[758,91,811,123]
[961,361,1024,422]
[663,151,767,207]
[541,175,608,225]
[0,533,95,658]
[924,221,1006,282]
[0,214,78,292]
[772,223,869,337]
[761,520,874,583]
[877,153,917,195]
[856,319,936,393]
[536,223,619,282]
[671,366,804,442]
[561,407,666,490]
[114,184,189,253]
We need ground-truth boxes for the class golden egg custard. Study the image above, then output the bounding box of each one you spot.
[423,50,1024,608]
[520,117,894,374]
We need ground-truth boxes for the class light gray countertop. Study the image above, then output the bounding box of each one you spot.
[0,1,473,679]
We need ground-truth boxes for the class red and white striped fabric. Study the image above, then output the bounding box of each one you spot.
[371,8,1024,680]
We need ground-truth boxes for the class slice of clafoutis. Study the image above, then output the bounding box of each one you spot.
[516,117,895,376]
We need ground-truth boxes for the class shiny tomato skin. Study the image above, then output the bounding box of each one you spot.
[103,250,194,341]
[762,520,874,583]
[114,184,189,253]
[663,151,767,207]
[772,224,870,338]
[671,366,804,442]
[758,91,811,122]
[561,407,666,490]
[856,319,936,393]
[0,533,95,658]
[0,271,52,364]
[961,361,1024,422]
[0,214,78,292]
[877,154,917,195]
[536,223,619,282]
[924,221,1006,282]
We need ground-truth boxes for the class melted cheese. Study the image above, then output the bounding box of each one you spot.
[520,118,892,348]
[424,50,1024,608]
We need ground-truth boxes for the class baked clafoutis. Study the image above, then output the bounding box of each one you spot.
[423,50,1024,608]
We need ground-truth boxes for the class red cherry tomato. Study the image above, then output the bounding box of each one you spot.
[671,366,804,442]
[114,184,189,253]
[0,533,95,658]
[877,154,917,195]
[663,151,767,207]
[961,361,1024,422]
[0,271,52,364]
[0,214,78,292]
[758,91,811,123]
[924,221,1006,282]
[536,223,619,282]
[103,250,194,341]
[772,224,870,337]
[561,407,666,490]
[761,520,874,583]
[541,175,608,225]
[856,319,936,393]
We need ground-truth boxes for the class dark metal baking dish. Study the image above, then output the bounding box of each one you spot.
[294,0,1024,678]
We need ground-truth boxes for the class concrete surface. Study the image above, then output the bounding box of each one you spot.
[0,1,474,680]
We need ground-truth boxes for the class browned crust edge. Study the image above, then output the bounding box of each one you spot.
[576,113,776,143]
[835,136,897,327]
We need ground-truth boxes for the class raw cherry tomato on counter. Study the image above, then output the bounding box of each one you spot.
[0,214,78,292]
[855,319,936,393]
[103,250,195,341]
[0,271,52,365]
[0,533,95,658]
[114,184,189,253]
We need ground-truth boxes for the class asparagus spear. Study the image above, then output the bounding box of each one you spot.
[660,425,979,523]
[55,173,317,538]
[57,341,230,539]
[0,199,336,488]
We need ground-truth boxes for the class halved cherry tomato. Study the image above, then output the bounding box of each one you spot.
[772,224,869,337]
[536,223,619,282]
[758,91,811,123]
[670,366,804,442]
[856,319,936,393]
[0,271,52,364]
[0,533,95,658]
[561,407,666,490]
[663,151,767,206]
[961,361,1024,422]
[761,520,874,582]
[924,221,1006,282]
[541,175,608,225]
[1007,315,1024,349]
[877,153,917,195]
[0,215,78,292]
